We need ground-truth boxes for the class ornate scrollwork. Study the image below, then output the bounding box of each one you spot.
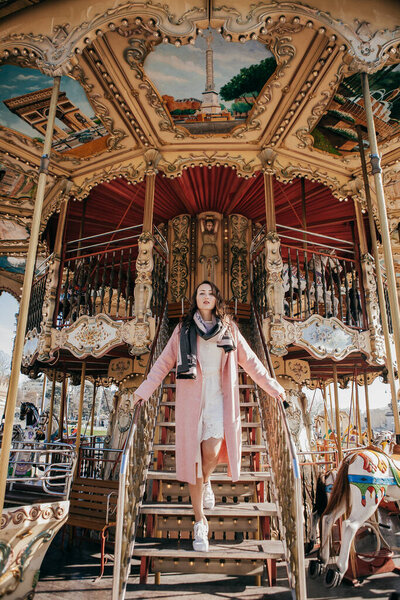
[229,215,249,303]
[232,29,298,138]
[169,215,190,302]
[264,313,372,361]
[123,34,187,139]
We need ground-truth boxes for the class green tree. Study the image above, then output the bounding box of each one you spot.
[220,57,277,106]
[231,101,252,114]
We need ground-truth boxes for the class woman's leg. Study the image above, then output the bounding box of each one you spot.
[189,477,205,523]
[202,437,223,482]
[189,438,223,521]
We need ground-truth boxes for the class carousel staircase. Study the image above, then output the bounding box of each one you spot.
[132,368,287,587]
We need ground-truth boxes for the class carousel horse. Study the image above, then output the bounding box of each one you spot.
[309,445,400,587]
[19,401,40,428]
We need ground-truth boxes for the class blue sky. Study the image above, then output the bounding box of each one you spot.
[0,292,18,357]
[0,65,94,137]
[145,29,273,103]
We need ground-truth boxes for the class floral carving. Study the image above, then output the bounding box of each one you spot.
[230,215,249,303]
[170,215,190,302]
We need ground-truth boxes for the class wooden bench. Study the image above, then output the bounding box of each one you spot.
[68,477,119,577]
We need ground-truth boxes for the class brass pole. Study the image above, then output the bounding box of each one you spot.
[264,173,276,233]
[75,362,86,462]
[354,373,362,445]
[0,76,61,515]
[356,123,400,437]
[143,172,156,233]
[301,178,307,250]
[40,375,47,413]
[323,388,329,440]
[90,381,97,437]
[59,375,67,442]
[46,371,56,442]
[361,73,400,439]
[364,372,373,445]
[353,199,368,255]
[333,364,343,462]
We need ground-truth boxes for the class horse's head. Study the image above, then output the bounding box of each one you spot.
[19,402,28,421]
[19,402,38,426]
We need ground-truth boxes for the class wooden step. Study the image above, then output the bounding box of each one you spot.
[156,421,261,429]
[132,537,284,560]
[153,443,265,453]
[147,470,271,482]
[140,501,277,517]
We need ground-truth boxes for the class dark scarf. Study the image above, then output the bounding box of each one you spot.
[176,311,235,379]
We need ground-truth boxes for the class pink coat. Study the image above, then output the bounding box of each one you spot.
[135,323,284,485]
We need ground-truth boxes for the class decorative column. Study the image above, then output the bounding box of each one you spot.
[332,364,343,463]
[46,370,56,442]
[259,149,285,355]
[130,149,161,355]
[353,189,385,364]
[0,76,61,515]
[74,361,86,470]
[361,74,400,413]
[38,189,71,361]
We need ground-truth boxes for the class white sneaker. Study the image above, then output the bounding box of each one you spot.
[193,519,209,552]
[203,480,215,510]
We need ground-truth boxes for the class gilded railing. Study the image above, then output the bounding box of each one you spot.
[250,305,307,599]
[113,303,169,600]
[250,224,365,327]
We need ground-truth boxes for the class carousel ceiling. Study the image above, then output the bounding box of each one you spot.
[65,166,366,254]
[0,0,399,289]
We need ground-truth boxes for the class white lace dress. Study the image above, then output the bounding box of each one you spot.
[197,334,225,442]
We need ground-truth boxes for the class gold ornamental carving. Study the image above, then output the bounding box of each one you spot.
[134,231,154,320]
[37,255,60,362]
[361,252,386,365]
[263,314,372,361]
[169,214,190,302]
[229,215,250,303]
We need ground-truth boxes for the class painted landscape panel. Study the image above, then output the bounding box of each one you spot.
[145,28,276,134]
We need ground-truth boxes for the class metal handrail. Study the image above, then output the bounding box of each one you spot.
[67,224,143,245]
[35,252,54,276]
[66,234,141,255]
[276,223,353,246]
[251,303,307,599]
[113,300,169,600]
[250,223,354,257]
[7,442,77,498]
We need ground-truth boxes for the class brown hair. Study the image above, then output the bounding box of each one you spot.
[183,280,226,326]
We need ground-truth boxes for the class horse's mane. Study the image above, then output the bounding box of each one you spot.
[323,457,352,517]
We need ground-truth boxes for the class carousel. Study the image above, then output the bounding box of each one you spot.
[0,1,400,599]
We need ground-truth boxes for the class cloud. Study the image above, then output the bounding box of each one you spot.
[146,71,187,85]
[147,53,204,77]
[16,73,42,81]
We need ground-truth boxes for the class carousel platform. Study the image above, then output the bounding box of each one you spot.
[35,525,400,600]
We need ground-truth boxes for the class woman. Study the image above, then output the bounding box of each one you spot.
[134,281,285,552]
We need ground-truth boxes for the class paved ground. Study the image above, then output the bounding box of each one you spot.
[36,518,400,600]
